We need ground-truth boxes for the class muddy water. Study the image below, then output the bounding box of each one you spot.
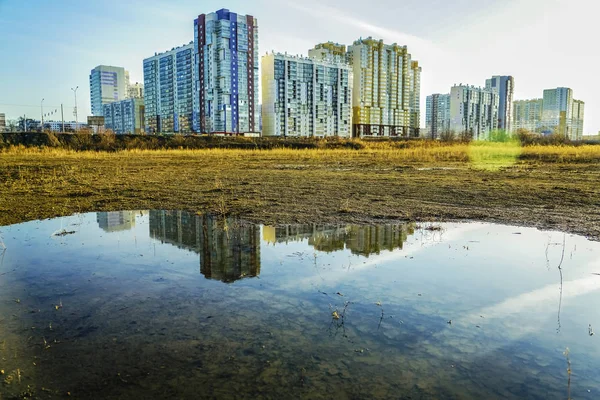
[0,211,598,399]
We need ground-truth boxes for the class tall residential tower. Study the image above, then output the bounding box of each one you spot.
[425,93,451,139]
[261,52,352,137]
[542,87,573,137]
[143,42,195,133]
[513,99,544,132]
[485,76,514,132]
[89,65,128,116]
[449,85,499,139]
[194,9,259,134]
[346,37,421,137]
[308,42,347,62]
[571,99,585,140]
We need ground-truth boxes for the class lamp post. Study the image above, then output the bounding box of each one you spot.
[41,98,45,131]
[71,86,79,132]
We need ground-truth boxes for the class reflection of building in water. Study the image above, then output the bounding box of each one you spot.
[96,211,136,232]
[263,223,415,256]
[149,211,260,283]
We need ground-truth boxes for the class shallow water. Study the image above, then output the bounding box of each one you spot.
[0,211,599,399]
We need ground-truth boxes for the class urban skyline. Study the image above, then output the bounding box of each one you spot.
[0,0,597,135]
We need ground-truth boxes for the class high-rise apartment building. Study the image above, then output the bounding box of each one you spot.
[89,65,128,116]
[194,9,259,134]
[125,70,131,93]
[449,85,499,139]
[425,93,451,139]
[0,113,6,132]
[308,42,347,62]
[542,87,573,137]
[103,98,145,134]
[346,37,421,137]
[485,76,514,132]
[149,211,261,283]
[127,82,144,99]
[143,42,195,133]
[571,99,585,141]
[513,99,544,132]
[261,52,352,137]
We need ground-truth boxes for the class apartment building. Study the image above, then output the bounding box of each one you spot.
[89,65,128,116]
[571,99,585,141]
[308,42,347,62]
[513,99,544,132]
[103,98,145,134]
[143,42,195,133]
[194,9,259,134]
[346,37,421,137]
[127,82,144,99]
[485,76,514,132]
[541,87,573,137]
[425,93,451,139]
[261,52,352,137]
[449,85,499,139]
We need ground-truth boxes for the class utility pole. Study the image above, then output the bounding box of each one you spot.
[223,104,227,133]
[41,98,45,130]
[71,86,79,132]
[61,104,65,132]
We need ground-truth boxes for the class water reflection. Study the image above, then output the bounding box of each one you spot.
[263,223,415,256]
[96,211,137,232]
[149,210,260,283]
[0,212,599,399]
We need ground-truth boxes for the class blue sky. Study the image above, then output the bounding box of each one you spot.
[0,0,597,134]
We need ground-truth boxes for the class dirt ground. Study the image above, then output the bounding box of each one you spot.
[1,149,599,240]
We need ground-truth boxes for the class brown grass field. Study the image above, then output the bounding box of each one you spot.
[1,142,599,240]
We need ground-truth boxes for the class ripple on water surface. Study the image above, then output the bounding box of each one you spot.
[0,211,599,399]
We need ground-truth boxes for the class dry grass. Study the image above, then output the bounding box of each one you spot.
[1,143,599,240]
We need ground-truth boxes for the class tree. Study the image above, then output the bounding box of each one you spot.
[439,130,456,142]
[6,119,18,132]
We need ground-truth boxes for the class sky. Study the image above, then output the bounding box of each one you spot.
[0,0,597,134]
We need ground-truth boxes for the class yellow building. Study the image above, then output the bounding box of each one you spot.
[347,37,421,137]
[308,42,347,61]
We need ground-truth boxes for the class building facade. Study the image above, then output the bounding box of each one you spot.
[425,93,451,139]
[23,120,86,132]
[194,9,259,134]
[513,99,544,132]
[89,65,128,117]
[571,99,585,141]
[261,52,352,137]
[45,121,82,132]
[308,42,347,62]
[149,211,261,283]
[542,87,573,137]
[143,42,195,134]
[449,85,499,139]
[346,37,421,137]
[103,98,145,134]
[127,82,144,99]
[0,113,5,132]
[485,76,514,132]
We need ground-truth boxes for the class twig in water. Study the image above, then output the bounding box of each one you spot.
[556,234,566,333]
[563,348,572,400]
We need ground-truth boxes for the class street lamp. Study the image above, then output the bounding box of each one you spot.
[41,98,45,131]
[71,86,79,132]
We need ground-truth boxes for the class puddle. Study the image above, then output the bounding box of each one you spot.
[0,211,599,399]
